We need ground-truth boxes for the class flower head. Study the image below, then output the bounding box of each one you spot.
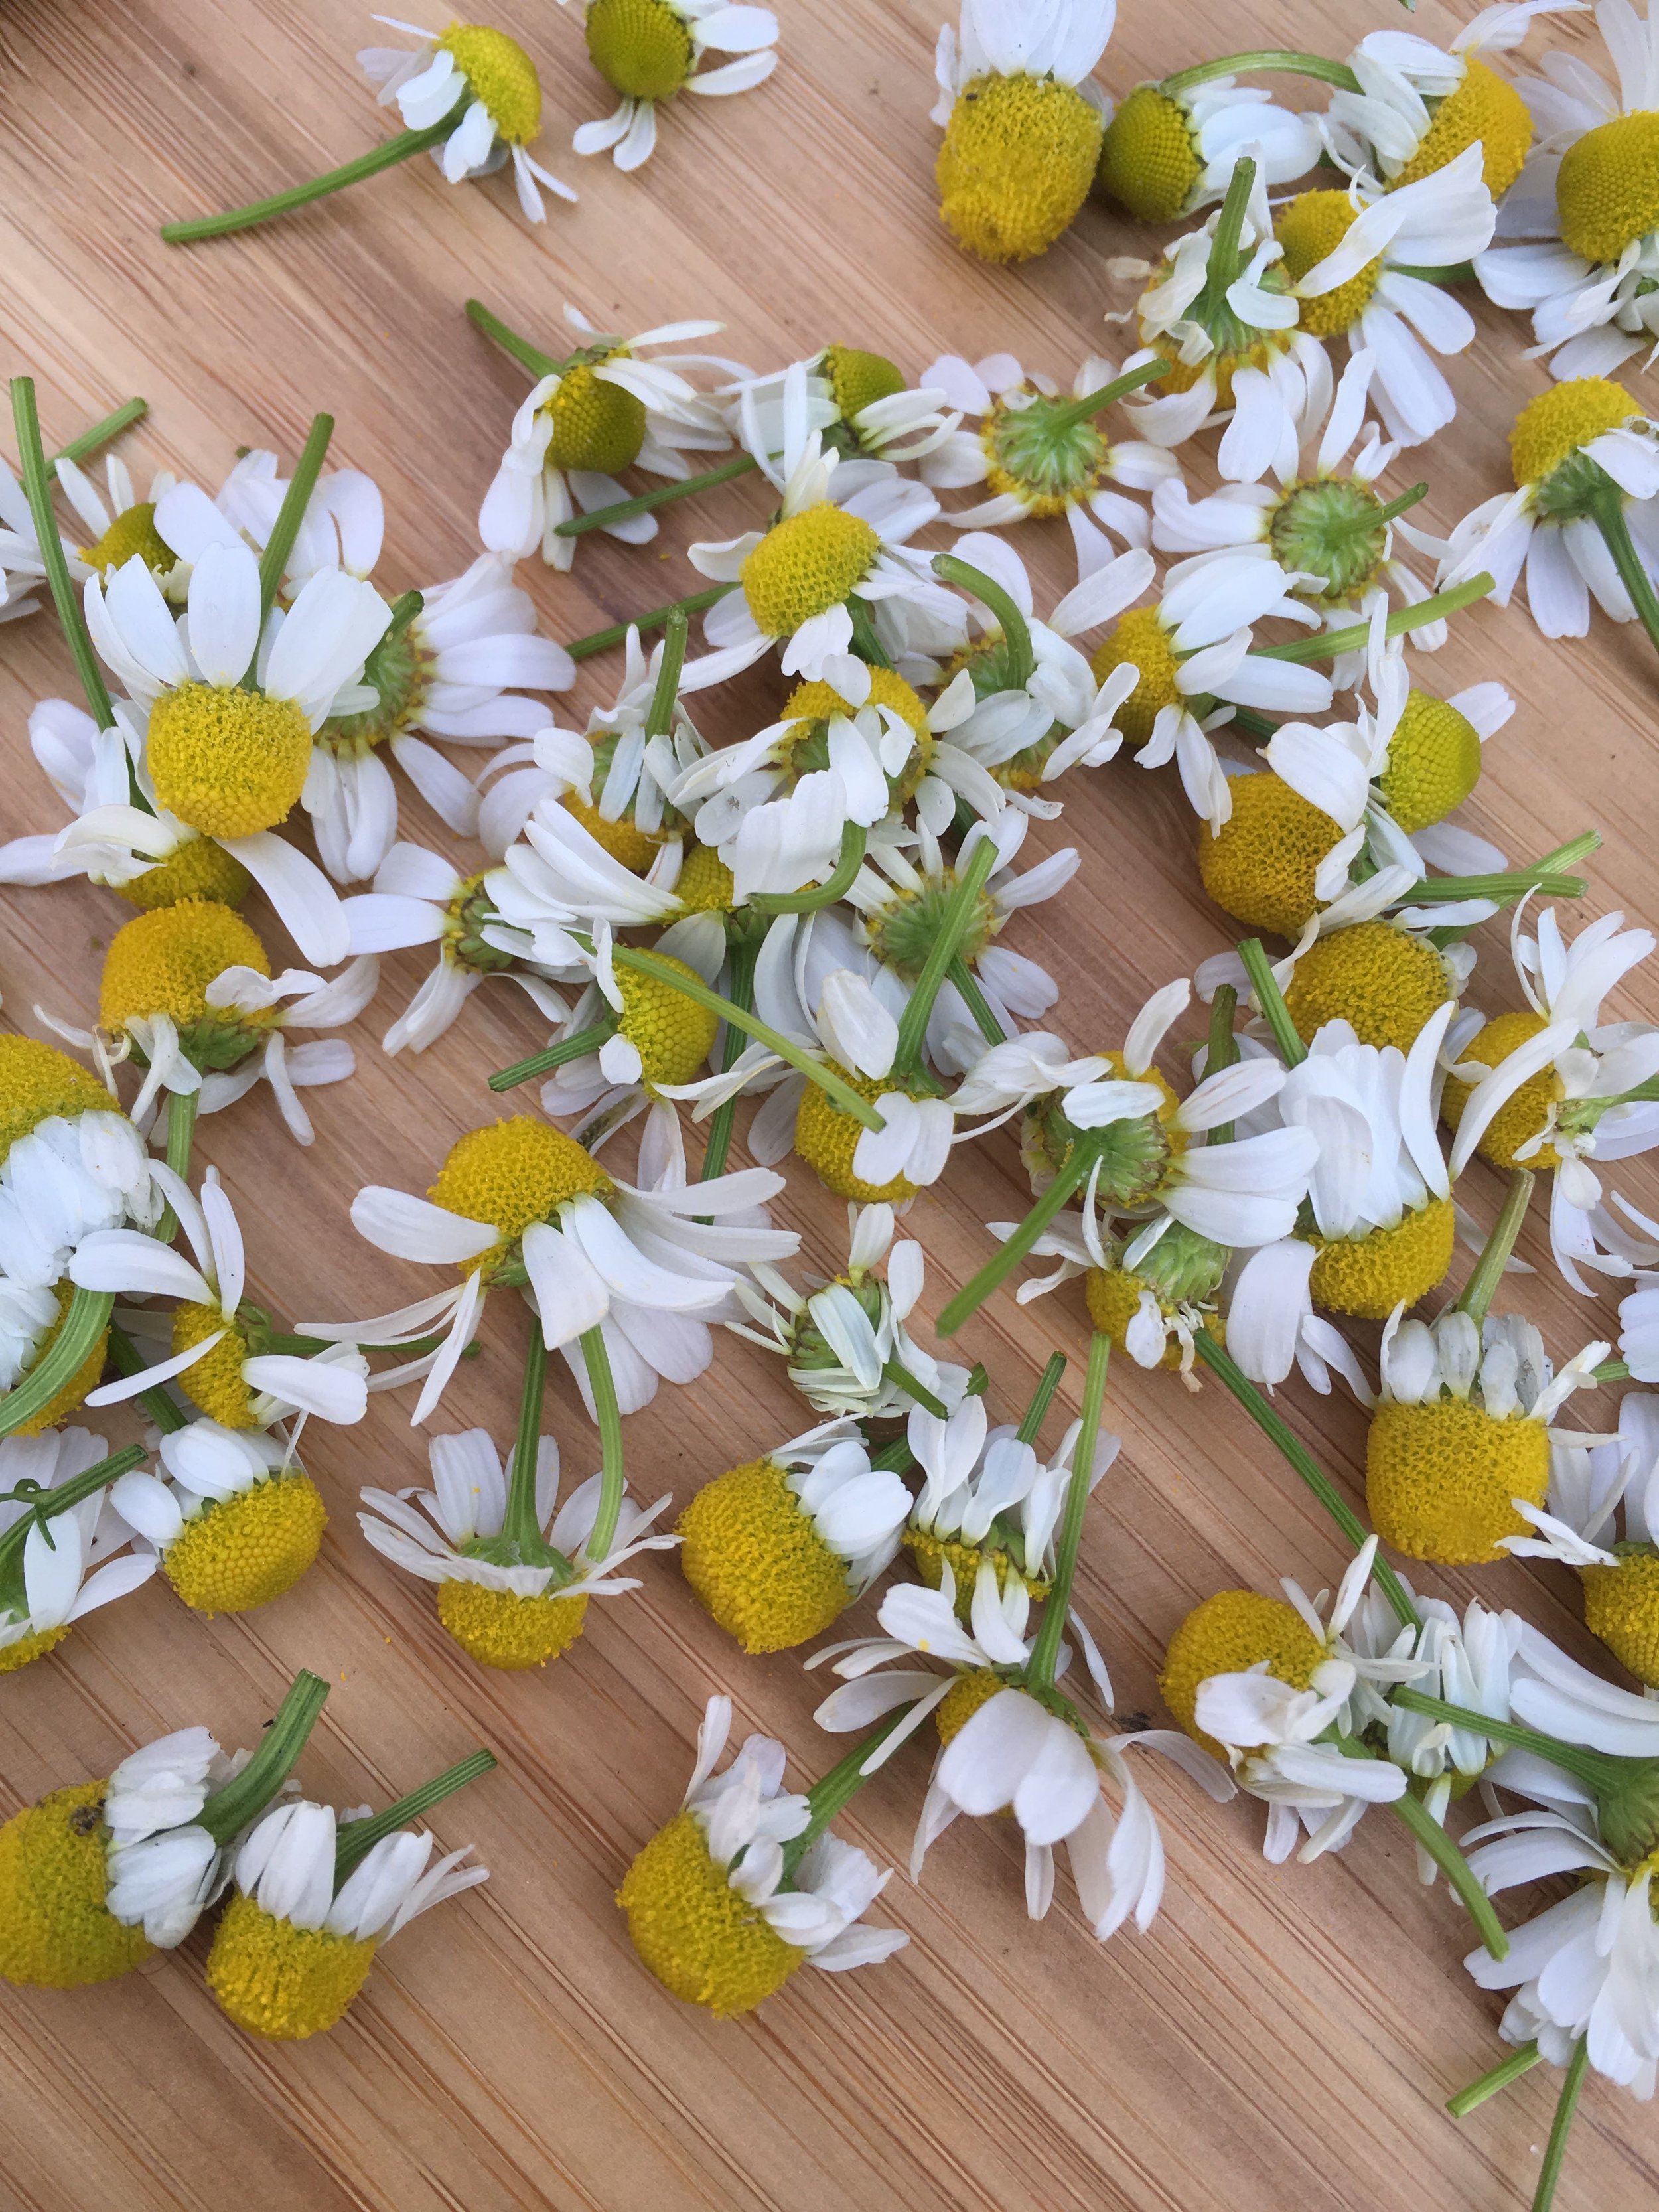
[360,15,576,220]
[0,1428,156,1671]
[1096,75,1322,222]
[573,0,780,170]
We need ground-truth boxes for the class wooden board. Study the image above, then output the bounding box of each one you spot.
[0,1,1656,2205]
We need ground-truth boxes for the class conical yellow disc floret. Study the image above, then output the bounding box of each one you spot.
[584,0,693,101]
[546,360,648,475]
[206,1893,377,2039]
[438,21,542,140]
[1580,1550,1659,1688]
[1094,84,1202,220]
[161,1473,328,1613]
[1159,1589,1323,1759]
[1306,1197,1456,1320]
[0,1781,153,1988]
[13,1282,110,1439]
[1084,1266,1223,1369]
[1089,607,1182,749]
[437,1579,589,1668]
[0,1627,71,1674]
[429,1118,614,1262]
[823,345,906,423]
[618,1809,802,2017]
[118,835,253,913]
[562,790,663,872]
[100,899,270,1035]
[1555,112,1659,265]
[673,844,736,913]
[1377,692,1483,831]
[677,1458,853,1652]
[1392,57,1533,198]
[80,502,175,579]
[795,1068,914,1202]
[171,1302,256,1428]
[0,1035,118,1157]
[1510,376,1643,487]
[904,1530,1049,1621]
[147,682,314,840]
[1440,1009,1561,1170]
[1198,774,1342,936]
[934,1666,1010,1749]
[617,955,719,1089]
[937,72,1103,263]
[1284,921,1452,1053]
[1275,191,1382,338]
[741,504,882,637]
[1367,1398,1550,1564]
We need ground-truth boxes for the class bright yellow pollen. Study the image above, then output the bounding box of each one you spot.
[1284,921,1452,1053]
[119,835,253,913]
[1367,1399,1550,1565]
[794,1067,914,1203]
[937,71,1103,263]
[1094,84,1202,220]
[1440,1009,1563,1171]
[673,844,735,913]
[429,1118,613,1264]
[1510,376,1642,488]
[1392,57,1534,198]
[823,345,906,423]
[147,682,313,840]
[13,1282,110,1439]
[1580,1551,1659,1688]
[1555,111,1659,264]
[1378,692,1484,832]
[1159,1589,1323,1761]
[437,21,542,141]
[1089,607,1181,749]
[1305,1197,1456,1321]
[741,502,882,638]
[583,0,693,102]
[99,899,270,1035]
[0,1628,71,1674]
[171,1303,255,1429]
[1084,1266,1221,1370]
[0,1782,153,1988]
[902,1528,1051,1617]
[206,1894,377,2039]
[161,1473,328,1614]
[562,790,664,872]
[545,360,648,475]
[616,954,719,1089]
[618,1809,802,2017]
[1198,774,1342,937]
[437,1580,589,1668]
[1275,191,1382,338]
[934,1667,1009,1750]
[782,666,931,802]
[0,1035,118,1158]
[677,1458,853,1653]
[79,501,175,578]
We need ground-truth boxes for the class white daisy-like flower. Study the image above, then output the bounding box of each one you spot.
[1096,72,1323,222]
[0,1428,157,1661]
[571,0,780,171]
[1501,1388,1659,1583]
[359,14,576,221]
[731,350,960,483]
[902,1392,1116,1598]
[54,450,184,597]
[106,1420,324,1593]
[0,1073,160,1293]
[98,1726,244,1948]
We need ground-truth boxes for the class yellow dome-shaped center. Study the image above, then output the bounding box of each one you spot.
[1305,1197,1456,1321]
[902,1529,1050,1617]
[933,1666,1011,1749]
[1159,1589,1323,1761]
[1439,1007,1562,1171]
[561,790,665,873]
[161,1472,328,1613]
[583,0,694,102]
[80,502,176,579]
[741,502,883,637]
[1392,57,1534,198]
[1510,376,1643,488]
[1366,1398,1550,1564]
[1275,190,1382,338]
[438,22,543,141]
[618,954,720,1089]
[1089,606,1181,749]
[673,843,736,913]
[0,1035,119,1159]
[545,360,648,475]
[118,834,253,913]
[429,1118,614,1260]
[437,1579,589,1668]
[1580,1548,1659,1688]
[206,1895,378,2039]
[823,344,906,423]
[1556,110,1659,265]
[1284,920,1452,1053]
[1377,691,1484,831]
[100,899,271,1037]
[780,666,930,802]
[1198,774,1343,937]
[171,1303,256,1429]
[618,1808,804,2017]
[678,1458,853,1652]
[147,682,314,840]
[794,1067,914,1203]
[0,1782,154,1987]
[1094,84,1202,220]
[937,71,1104,264]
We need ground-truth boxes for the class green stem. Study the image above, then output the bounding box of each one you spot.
[581,1327,626,1561]
[1406,870,1586,904]
[568,584,734,663]
[161,119,455,242]
[1355,482,1427,530]
[1590,484,1659,663]
[106,1322,187,1434]
[263,1329,478,1363]
[499,1328,549,1558]
[698,932,758,1185]
[165,1087,198,1183]
[0,1288,115,1440]
[1191,1333,1421,1631]
[1392,261,1476,285]
[1595,1357,1631,1384]
[1016,1352,1067,1445]
[0,1445,146,1566]
[881,1359,947,1418]
[196,1670,330,1845]
[1532,2039,1588,2212]
[1046,358,1173,432]
[255,413,333,642]
[53,397,149,467]
[1206,985,1239,1145]
[1448,2042,1542,2118]
[1238,939,1305,1063]
[464,299,565,380]
[333,1749,498,1880]
[1390,1690,1638,1805]
[937,1142,1100,1337]
[1163,50,1360,94]
[1385,1787,1509,1958]
[644,608,687,739]
[780,1708,918,1880]
[1532,830,1601,875]
[1230,705,1280,741]
[894,834,1001,1076]
[1027,1332,1110,1692]
[553,454,759,540]
[1254,575,1494,666]
[1455,1169,1534,1331]
[847,595,895,669]
[1198,157,1258,317]
[868,1434,918,1475]
[748,821,868,915]
[947,955,1006,1047]
[10,377,117,731]
[930,554,1035,691]
[488,1021,618,1091]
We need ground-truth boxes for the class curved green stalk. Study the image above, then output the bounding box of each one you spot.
[568,583,734,662]
[937,1141,1100,1337]
[465,299,565,380]
[197,1671,331,1844]
[931,553,1035,691]
[10,376,117,733]
[1589,484,1659,664]
[581,1326,626,1561]
[0,1288,115,1440]
[1385,1787,1509,1959]
[893,834,1001,1075]
[748,820,868,915]
[554,454,759,539]
[1027,1332,1110,1691]
[162,119,455,242]
[1162,50,1360,94]
[333,1749,498,1880]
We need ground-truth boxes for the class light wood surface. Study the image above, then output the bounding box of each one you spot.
[1,1,1657,2206]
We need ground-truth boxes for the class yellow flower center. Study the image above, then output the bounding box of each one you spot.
[1275,190,1382,338]
[780,666,931,803]
[146,681,314,840]
[740,502,883,638]
[0,1782,153,1988]
[933,1666,1010,1749]
[117,834,253,913]
[1305,1197,1456,1321]
[1159,1589,1323,1761]
[1284,920,1452,1053]
[1392,56,1534,198]
[1366,1398,1550,1565]
[1198,774,1343,937]
[677,1457,853,1653]
[78,501,176,579]
[171,1302,257,1428]
[794,1067,915,1203]
[99,899,271,1053]
[616,954,719,1090]
[1094,84,1202,220]
[428,1118,614,1271]
[562,790,665,872]
[937,71,1104,263]
[1580,1548,1659,1688]
[437,21,543,141]
[618,1809,803,2017]
[0,1035,118,1158]
[1088,607,1181,749]
[822,344,906,424]
[673,843,736,913]
[1439,1008,1562,1171]
[0,1627,72,1674]
[1555,110,1659,264]
[902,1529,1051,1617]
[1083,1266,1224,1369]
[583,0,693,102]
[161,1471,328,1613]
[1376,691,1484,832]
[206,1893,378,2039]
[1510,376,1642,490]
[545,358,648,475]
[12,1281,110,1439]
[437,1579,589,1668]
[1149,332,1289,408]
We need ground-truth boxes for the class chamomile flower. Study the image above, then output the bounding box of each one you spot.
[570,0,780,170]
[998,1210,1232,1378]
[0,1429,157,1674]
[359,16,575,221]
[618,1694,908,2016]
[0,1036,161,1299]
[688,432,965,681]
[359,1426,677,1668]
[54,452,184,597]
[510,922,724,1123]
[480,308,733,569]
[1095,75,1323,222]
[109,1421,331,1616]
[930,0,1114,264]
[732,351,960,482]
